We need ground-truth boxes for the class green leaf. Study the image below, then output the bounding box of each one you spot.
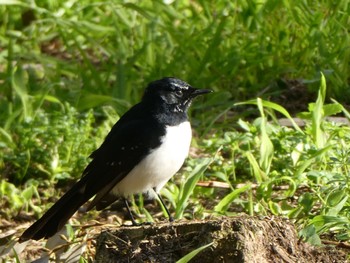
[176,242,214,263]
[79,21,115,32]
[325,189,348,216]
[330,98,350,119]
[0,127,14,147]
[326,189,346,207]
[268,201,282,215]
[310,215,350,234]
[299,225,322,246]
[175,158,211,219]
[21,186,35,201]
[214,184,251,213]
[291,142,303,166]
[77,93,129,111]
[123,3,153,20]
[268,176,297,198]
[0,0,26,5]
[245,152,267,183]
[257,98,274,175]
[298,192,314,213]
[235,99,303,133]
[322,104,343,117]
[294,145,332,177]
[12,66,31,118]
[34,94,62,105]
[312,73,326,148]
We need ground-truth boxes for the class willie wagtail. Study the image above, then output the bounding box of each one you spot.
[19,77,211,242]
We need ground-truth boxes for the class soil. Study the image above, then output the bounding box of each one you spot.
[4,208,350,262]
[94,216,348,263]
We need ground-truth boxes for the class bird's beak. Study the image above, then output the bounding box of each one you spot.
[190,88,213,97]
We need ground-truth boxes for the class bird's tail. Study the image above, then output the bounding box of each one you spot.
[19,180,90,242]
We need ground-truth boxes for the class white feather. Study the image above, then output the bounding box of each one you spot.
[112,121,192,197]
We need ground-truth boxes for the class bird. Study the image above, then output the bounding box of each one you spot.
[19,77,212,242]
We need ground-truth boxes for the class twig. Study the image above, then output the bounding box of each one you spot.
[322,239,350,249]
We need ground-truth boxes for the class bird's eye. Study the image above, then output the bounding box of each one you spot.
[175,90,183,97]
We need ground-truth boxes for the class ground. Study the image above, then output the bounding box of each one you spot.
[94,216,348,263]
[3,210,349,262]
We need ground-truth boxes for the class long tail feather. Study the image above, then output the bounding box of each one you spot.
[19,181,90,242]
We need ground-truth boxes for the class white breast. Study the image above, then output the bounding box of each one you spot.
[112,121,192,197]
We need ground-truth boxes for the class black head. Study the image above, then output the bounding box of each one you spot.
[143,77,212,113]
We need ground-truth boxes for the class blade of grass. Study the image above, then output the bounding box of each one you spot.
[176,242,214,263]
[235,99,303,133]
[245,152,267,183]
[312,73,326,149]
[257,98,274,175]
[175,158,212,219]
[214,184,251,213]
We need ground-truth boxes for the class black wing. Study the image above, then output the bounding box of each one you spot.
[83,115,165,210]
[19,104,165,241]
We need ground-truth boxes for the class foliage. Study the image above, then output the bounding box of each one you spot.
[181,75,350,245]
[0,104,116,224]
[0,0,349,113]
[1,105,108,184]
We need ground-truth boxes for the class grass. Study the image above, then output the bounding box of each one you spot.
[1,0,350,261]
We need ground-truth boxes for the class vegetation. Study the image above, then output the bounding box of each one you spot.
[0,0,349,261]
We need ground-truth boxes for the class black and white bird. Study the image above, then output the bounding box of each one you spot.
[19,77,211,242]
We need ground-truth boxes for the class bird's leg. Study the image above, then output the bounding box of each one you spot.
[154,189,174,222]
[123,198,139,226]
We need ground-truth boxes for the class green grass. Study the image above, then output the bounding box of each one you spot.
[188,76,350,245]
[1,0,350,261]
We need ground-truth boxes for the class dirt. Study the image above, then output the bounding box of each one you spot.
[2,184,350,262]
[94,216,348,263]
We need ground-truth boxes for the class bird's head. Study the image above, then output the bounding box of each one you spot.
[143,77,212,113]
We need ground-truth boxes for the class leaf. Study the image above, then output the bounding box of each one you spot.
[309,215,350,235]
[312,73,326,148]
[322,104,343,117]
[12,66,31,118]
[298,192,314,213]
[327,196,348,217]
[326,189,346,207]
[176,242,214,263]
[245,152,267,183]
[268,176,297,197]
[0,127,14,148]
[326,189,348,216]
[21,185,35,201]
[294,145,332,177]
[34,94,62,104]
[257,98,274,175]
[77,93,130,111]
[175,158,211,219]
[268,201,282,215]
[331,98,350,119]
[214,184,251,213]
[0,0,26,5]
[291,142,303,166]
[123,3,153,20]
[235,99,303,133]
[299,225,322,246]
[237,119,251,132]
[79,21,115,32]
